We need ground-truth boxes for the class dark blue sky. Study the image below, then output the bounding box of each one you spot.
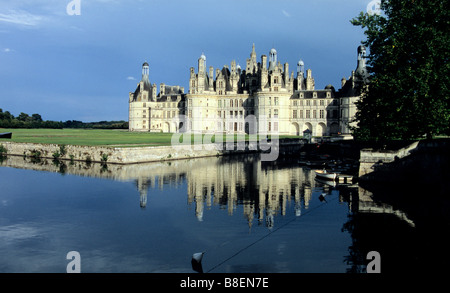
[0,0,370,122]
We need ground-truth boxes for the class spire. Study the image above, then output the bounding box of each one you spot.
[250,43,256,64]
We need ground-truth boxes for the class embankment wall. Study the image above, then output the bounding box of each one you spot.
[0,139,304,164]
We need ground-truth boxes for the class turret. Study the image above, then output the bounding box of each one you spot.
[269,48,277,71]
[355,45,368,82]
[297,60,304,77]
[142,61,149,81]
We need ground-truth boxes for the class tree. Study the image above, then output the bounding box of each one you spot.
[17,112,31,122]
[351,0,450,141]
[31,114,43,122]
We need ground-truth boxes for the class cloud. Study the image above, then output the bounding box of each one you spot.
[3,48,12,53]
[0,9,45,26]
[127,76,136,81]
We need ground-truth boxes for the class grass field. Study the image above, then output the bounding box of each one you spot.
[0,128,300,147]
[0,128,175,147]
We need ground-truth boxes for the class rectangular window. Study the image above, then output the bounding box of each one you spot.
[320,100,324,106]
[299,110,303,118]
[274,97,279,106]
[293,110,297,119]
[274,109,279,118]
[274,122,278,132]
[306,110,310,118]
[306,100,310,106]
[313,110,317,118]
[320,110,324,119]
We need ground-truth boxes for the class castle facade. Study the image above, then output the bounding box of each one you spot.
[129,44,367,137]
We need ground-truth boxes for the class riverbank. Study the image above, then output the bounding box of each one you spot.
[0,138,306,164]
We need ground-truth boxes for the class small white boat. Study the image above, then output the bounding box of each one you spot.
[314,170,337,181]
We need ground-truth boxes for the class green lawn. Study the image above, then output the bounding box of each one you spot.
[0,128,174,147]
[0,128,302,147]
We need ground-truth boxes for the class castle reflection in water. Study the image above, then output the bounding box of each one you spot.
[1,154,336,228]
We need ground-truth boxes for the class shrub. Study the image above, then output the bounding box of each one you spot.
[0,144,7,155]
[30,150,41,159]
[59,144,66,156]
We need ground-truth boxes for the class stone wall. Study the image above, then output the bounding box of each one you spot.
[358,141,419,178]
[0,141,236,164]
[358,139,450,186]
[0,139,303,164]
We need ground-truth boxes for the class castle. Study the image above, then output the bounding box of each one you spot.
[129,44,368,137]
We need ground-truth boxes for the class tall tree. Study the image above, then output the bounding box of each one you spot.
[351,0,450,141]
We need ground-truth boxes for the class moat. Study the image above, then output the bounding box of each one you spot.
[0,153,448,273]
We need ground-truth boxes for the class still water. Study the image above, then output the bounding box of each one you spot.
[0,154,440,273]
